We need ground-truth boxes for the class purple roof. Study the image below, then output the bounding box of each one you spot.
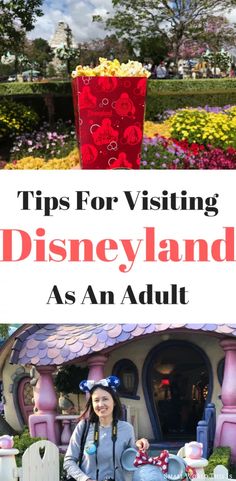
[9,323,236,366]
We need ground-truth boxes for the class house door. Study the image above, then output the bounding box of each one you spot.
[18,377,34,425]
[143,340,212,441]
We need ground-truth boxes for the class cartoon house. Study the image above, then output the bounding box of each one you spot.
[0,323,236,459]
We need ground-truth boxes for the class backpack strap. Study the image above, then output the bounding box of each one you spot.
[78,419,90,468]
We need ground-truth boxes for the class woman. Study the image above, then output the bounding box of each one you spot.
[64,376,149,481]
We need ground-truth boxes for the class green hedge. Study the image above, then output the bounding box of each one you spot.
[0,81,71,96]
[0,81,73,122]
[1,78,235,96]
[13,428,43,467]
[146,79,236,119]
[204,447,231,476]
[1,78,236,121]
[149,78,236,93]
[146,90,236,119]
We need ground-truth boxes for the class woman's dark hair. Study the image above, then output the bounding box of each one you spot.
[80,384,123,423]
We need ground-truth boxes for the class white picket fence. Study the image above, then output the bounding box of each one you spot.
[207,465,234,481]
[4,441,235,481]
[17,440,60,481]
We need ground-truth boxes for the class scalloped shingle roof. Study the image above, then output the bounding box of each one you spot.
[9,323,236,366]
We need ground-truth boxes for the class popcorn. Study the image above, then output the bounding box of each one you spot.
[72,57,148,169]
[71,57,151,78]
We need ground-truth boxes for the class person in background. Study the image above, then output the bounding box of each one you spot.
[150,63,157,79]
[156,61,167,79]
[143,61,152,73]
[211,65,221,78]
[64,376,149,481]
[167,62,177,79]
[229,64,236,78]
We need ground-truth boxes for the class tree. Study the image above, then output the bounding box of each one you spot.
[0,61,15,78]
[204,49,232,72]
[24,38,53,76]
[54,365,89,412]
[54,44,80,76]
[54,24,79,76]
[0,324,9,339]
[175,15,236,74]
[79,35,133,65]
[93,0,236,62]
[139,35,169,65]
[0,0,43,55]
[200,16,236,54]
[177,39,206,60]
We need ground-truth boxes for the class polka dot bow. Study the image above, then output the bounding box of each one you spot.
[79,376,120,393]
[185,466,197,479]
[134,449,169,474]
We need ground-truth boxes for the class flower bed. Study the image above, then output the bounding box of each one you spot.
[5,148,80,169]
[141,135,236,169]
[0,99,39,140]
[3,104,236,169]
[10,119,77,160]
[169,106,236,149]
[142,105,236,169]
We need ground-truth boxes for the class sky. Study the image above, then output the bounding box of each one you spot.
[28,0,236,45]
[28,0,114,43]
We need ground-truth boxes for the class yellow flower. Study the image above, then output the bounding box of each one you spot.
[144,121,171,138]
[5,148,80,170]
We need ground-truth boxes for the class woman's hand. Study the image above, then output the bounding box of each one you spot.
[136,437,150,450]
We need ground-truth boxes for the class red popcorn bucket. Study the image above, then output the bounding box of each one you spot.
[72,76,147,169]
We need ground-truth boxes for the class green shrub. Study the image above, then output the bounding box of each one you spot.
[1,78,235,97]
[0,82,73,124]
[0,98,39,139]
[60,453,66,481]
[149,78,236,93]
[146,79,236,119]
[205,447,231,476]
[0,81,71,96]
[13,427,43,467]
[1,78,236,122]
[146,90,236,119]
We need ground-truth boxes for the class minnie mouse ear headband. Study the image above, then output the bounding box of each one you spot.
[79,376,120,393]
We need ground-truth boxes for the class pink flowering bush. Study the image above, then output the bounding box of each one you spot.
[141,136,236,169]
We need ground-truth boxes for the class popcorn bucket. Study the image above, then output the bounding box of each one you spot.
[72,76,147,169]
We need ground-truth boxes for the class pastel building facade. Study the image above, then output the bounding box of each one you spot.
[0,323,236,459]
